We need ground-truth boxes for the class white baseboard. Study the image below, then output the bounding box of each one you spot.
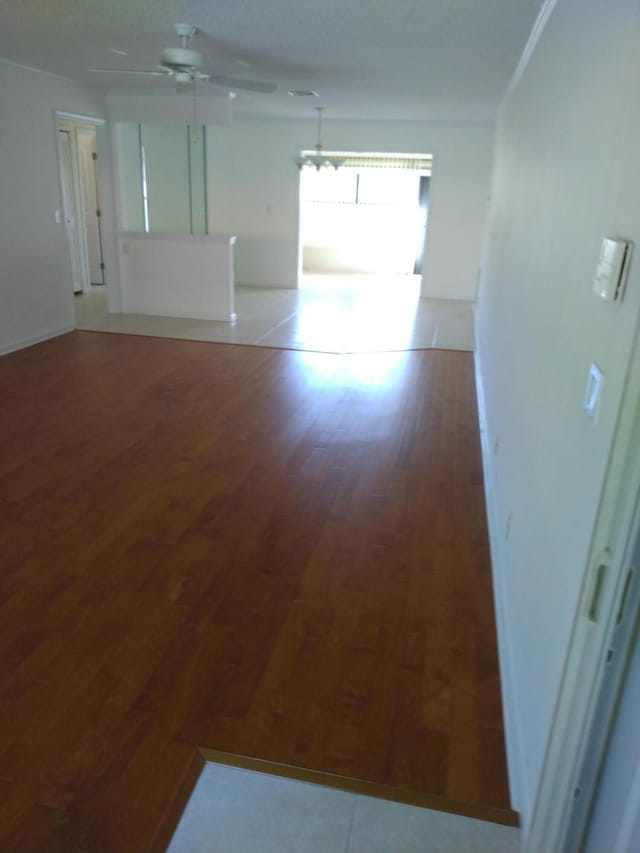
[0,325,74,357]
[474,341,529,829]
[123,306,235,323]
[236,282,296,290]
[421,292,477,302]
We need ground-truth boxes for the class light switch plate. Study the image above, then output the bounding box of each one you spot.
[584,363,604,421]
[594,237,633,302]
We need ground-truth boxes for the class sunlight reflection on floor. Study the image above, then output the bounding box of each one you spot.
[297,350,408,390]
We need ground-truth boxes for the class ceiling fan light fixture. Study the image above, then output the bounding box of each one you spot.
[161,46,204,69]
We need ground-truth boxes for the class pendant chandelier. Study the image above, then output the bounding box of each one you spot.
[296,107,344,171]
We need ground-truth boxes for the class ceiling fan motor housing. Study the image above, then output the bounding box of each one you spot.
[161,46,204,70]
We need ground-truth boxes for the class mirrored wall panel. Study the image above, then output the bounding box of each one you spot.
[118,123,208,235]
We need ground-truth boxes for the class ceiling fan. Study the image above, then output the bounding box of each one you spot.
[90,23,277,94]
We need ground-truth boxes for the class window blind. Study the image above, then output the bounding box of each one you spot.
[301,151,432,173]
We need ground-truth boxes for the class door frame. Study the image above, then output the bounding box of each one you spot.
[53,110,123,317]
[526,316,640,851]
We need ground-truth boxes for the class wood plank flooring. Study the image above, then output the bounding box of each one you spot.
[0,331,513,851]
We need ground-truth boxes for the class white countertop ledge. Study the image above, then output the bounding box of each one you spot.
[120,231,237,246]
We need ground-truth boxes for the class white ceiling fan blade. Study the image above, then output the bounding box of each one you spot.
[89,67,170,76]
[206,75,277,93]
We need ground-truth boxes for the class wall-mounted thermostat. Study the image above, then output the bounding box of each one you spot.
[594,237,633,302]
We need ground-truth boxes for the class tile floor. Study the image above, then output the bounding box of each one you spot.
[167,763,521,853]
[74,275,475,353]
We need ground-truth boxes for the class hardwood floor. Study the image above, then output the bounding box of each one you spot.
[0,331,514,851]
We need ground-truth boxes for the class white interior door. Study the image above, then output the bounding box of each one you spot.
[77,129,104,285]
[58,129,83,294]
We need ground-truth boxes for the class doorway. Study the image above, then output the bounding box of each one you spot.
[298,153,431,283]
[296,154,431,345]
[57,128,84,294]
[76,127,105,286]
[56,117,107,315]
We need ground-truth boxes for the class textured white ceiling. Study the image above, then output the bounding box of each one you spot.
[0,0,544,120]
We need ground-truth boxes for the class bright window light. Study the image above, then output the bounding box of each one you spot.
[300,166,428,276]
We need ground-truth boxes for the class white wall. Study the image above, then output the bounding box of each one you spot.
[206,117,494,298]
[475,0,640,829]
[119,232,235,321]
[0,61,106,354]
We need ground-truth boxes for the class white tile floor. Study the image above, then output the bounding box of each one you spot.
[74,275,475,354]
[167,763,521,853]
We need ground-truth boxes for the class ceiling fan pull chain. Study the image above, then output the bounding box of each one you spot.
[192,81,198,136]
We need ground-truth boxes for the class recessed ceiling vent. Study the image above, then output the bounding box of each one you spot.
[288,89,319,97]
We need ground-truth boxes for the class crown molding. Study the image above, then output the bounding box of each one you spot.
[502,0,560,106]
[0,57,74,82]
